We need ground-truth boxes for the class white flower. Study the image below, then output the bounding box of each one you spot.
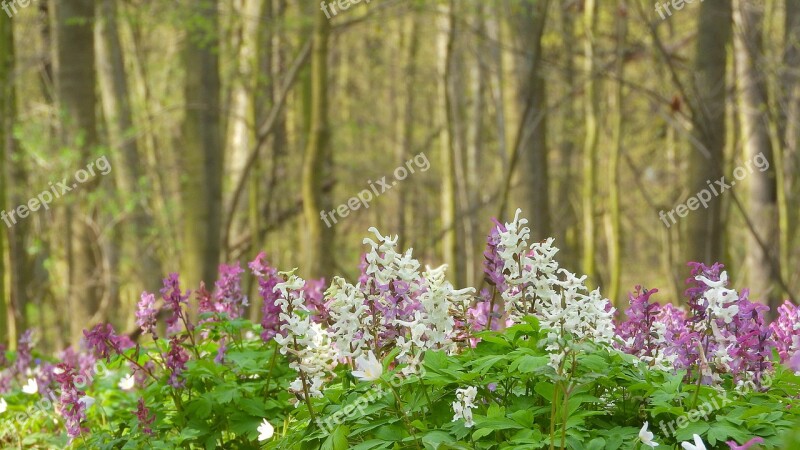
[78,396,95,408]
[682,434,707,450]
[257,418,274,441]
[452,386,478,427]
[638,422,658,448]
[22,378,38,395]
[352,350,383,382]
[53,367,65,375]
[118,374,135,390]
[0,398,7,413]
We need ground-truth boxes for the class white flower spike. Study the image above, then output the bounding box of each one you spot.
[682,434,707,450]
[22,378,38,395]
[352,350,383,382]
[258,418,274,441]
[638,422,659,448]
[0,398,7,414]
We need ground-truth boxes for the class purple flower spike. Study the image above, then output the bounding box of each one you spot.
[136,292,160,340]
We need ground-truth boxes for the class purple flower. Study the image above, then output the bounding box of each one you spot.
[770,300,800,362]
[160,273,191,334]
[249,252,285,342]
[135,397,155,435]
[164,337,189,388]
[684,261,725,322]
[15,329,34,375]
[483,219,508,292]
[215,339,227,365]
[214,263,247,319]
[615,287,662,363]
[53,363,89,440]
[83,323,122,362]
[727,437,764,450]
[136,292,160,340]
[467,289,512,342]
[304,278,330,323]
[789,350,800,373]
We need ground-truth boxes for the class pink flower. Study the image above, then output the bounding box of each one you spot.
[727,437,764,450]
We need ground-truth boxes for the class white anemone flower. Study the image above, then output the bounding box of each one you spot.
[638,422,658,448]
[257,418,274,441]
[118,374,136,390]
[352,350,383,382]
[682,434,707,450]
[78,396,95,409]
[21,378,38,395]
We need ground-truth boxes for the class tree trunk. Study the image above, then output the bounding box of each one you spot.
[511,0,551,243]
[784,0,800,284]
[181,0,223,288]
[607,0,627,306]
[395,13,418,252]
[226,0,264,256]
[301,6,334,279]
[555,1,579,269]
[54,0,102,342]
[437,1,458,280]
[0,8,15,345]
[733,0,780,306]
[582,0,599,285]
[96,0,163,292]
[685,0,731,267]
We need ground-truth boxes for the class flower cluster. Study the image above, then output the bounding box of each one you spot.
[213,263,248,319]
[249,252,288,341]
[327,228,474,376]
[770,300,800,363]
[136,292,159,340]
[616,262,774,387]
[489,209,616,368]
[273,273,338,398]
[135,397,155,435]
[53,363,91,439]
[160,273,192,335]
[451,386,478,428]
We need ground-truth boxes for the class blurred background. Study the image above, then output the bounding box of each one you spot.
[0,0,798,351]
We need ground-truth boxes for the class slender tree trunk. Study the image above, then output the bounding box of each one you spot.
[784,0,800,284]
[487,3,507,179]
[54,0,102,341]
[301,7,334,279]
[555,0,579,269]
[607,0,627,306]
[395,13,418,251]
[96,0,163,292]
[226,0,264,256]
[181,0,223,288]
[582,0,599,285]
[466,5,486,286]
[685,0,731,267]
[0,9,15,345]
[511,0,551,243]
[437,1,458,280]
[733,0,780,306]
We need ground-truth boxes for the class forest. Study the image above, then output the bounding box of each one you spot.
[0,0,800,449]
